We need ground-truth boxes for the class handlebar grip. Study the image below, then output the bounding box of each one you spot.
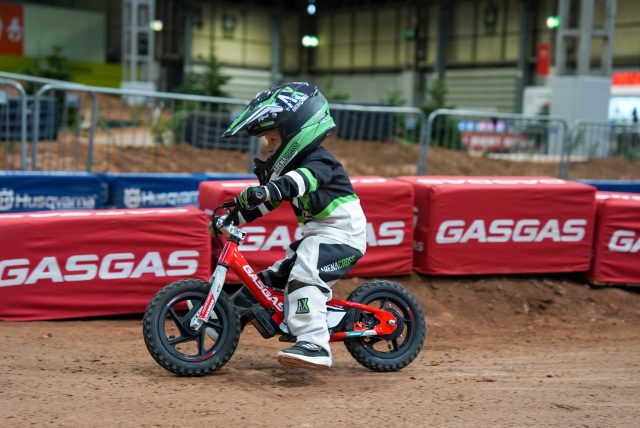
[222,198,238,208]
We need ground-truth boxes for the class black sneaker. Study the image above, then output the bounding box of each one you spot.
[277,341,332,369]
[230,286,258,330]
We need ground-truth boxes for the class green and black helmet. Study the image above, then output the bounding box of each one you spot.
[221,82,336,182]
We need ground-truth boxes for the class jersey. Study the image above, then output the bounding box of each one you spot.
[237,145,367,254]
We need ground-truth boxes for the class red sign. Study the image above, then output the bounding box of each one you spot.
[611,72,640,86]
[588,192,640,285]
[462,132,528,152]
[396,176,596,275]
[0,2,24,56]
[0,208,211,320]
[536,42,550,76]
[198,177,414,282]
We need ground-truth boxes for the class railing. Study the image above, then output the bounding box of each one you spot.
[28,82,255,173]
[326,103,426,176]
[0,72,427,175]
[1,71,639,180]
[0,78,28,171]
[566,120,640,179]
[420,109,571,178]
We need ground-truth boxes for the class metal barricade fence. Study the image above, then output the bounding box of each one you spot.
[325,103,426,176]
[0,72,427,175]
[30,83,254,173]
[420,109,571,178]
[0,78,28,171]
[8,71,638,180]
[566,120,640,179]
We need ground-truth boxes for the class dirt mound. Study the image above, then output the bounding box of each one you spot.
[5,137,637,179]
[336,273,640,338]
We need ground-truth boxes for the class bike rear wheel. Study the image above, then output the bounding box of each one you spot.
[143,279,241,376]
[344,280,426,372]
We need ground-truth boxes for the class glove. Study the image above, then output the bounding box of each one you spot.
[238,186,268,210]
[209,213,227,235]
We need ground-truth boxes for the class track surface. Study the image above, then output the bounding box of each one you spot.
[2,275,640,427]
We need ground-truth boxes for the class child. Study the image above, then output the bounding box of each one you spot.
[220,82,367,369]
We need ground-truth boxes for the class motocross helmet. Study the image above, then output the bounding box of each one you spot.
[221,82,336,183]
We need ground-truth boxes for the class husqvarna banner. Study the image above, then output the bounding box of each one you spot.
[0,172,103,212]
[100,172,254,209]
[0,207,211,320]
[199,177,414,282]
[397,177,597,275]
[588,192,640,285]
[100,173,203,208]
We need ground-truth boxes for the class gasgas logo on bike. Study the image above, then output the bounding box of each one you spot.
[0,251,200,287]
[435,218,588,244]
[608,230,640,253]
[238,221,406,251]
[242,265,284,311]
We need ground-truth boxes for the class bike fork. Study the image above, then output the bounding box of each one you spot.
[189,264,227,331]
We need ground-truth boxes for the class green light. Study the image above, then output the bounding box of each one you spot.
[403,28,415,40]
[301,35,319,48]
[546,15,561,29]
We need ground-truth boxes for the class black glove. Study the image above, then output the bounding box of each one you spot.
[238,186,268,209]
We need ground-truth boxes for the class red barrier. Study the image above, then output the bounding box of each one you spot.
[588,192,640,285]
[198,177,414,282]
[397,177,596,275]
[0,208,211,320]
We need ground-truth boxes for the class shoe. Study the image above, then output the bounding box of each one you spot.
[277,341,332,369]
[231,286,258,310]
[231,286,259,330]
[278,334,296,343]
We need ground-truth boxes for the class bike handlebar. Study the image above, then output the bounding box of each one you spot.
[221,198,238,209]
[211,198,245,242]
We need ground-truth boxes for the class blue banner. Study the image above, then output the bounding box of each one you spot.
[202,172,255,181]
[0,172,103,212]
[578,179,640,194]
[100,173,206,209]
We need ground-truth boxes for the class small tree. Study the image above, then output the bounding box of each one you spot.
[177,54,230,97]
[24,45,72,82]
[421,78,463,150]
[380,89,406,107]
[421,78,448,116]
[323,76,350,102]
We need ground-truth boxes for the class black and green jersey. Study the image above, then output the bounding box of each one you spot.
[238,146,367,253]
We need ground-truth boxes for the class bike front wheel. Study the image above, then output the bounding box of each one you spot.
[143,279,241,376]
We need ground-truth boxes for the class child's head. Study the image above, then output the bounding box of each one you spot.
[261,129,282,155]
[221,82,336,179]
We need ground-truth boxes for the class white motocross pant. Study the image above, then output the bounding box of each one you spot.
[260,235,364,354]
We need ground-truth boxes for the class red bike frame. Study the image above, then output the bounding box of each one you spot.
[215,239,398,341]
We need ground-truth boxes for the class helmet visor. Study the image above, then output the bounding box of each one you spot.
[221,89,284,137]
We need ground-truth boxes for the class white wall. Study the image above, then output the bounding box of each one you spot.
[24,4,105,62]
[443,68,520,112]
[220,66,271,100]
[300,72,415,105]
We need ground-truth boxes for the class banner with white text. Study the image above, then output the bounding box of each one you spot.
[588,192,640,285]
[0,207,211,320]
[397,176,597,275]
[199,177,414,282]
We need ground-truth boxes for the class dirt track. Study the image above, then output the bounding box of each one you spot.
[2,274,640,427]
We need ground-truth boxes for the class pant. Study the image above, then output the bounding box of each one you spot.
[260,235,363,354]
